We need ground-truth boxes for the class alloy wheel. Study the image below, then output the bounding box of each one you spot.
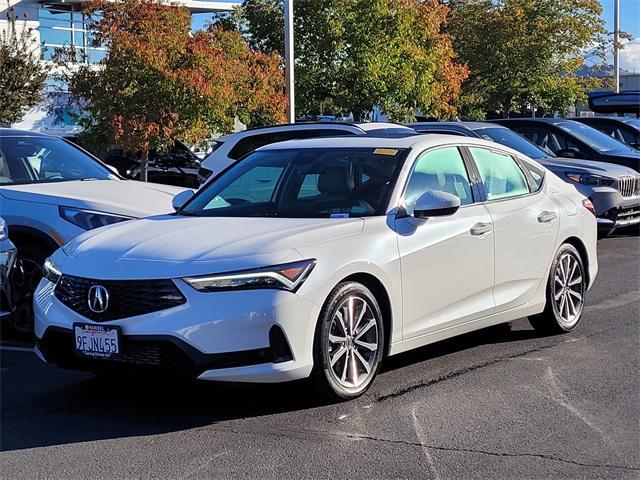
[326,296,379,389]
[552,252,584,329]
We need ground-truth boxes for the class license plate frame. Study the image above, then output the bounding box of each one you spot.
[73,323,121,359]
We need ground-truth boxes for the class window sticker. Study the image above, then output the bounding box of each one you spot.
[373,148,398,156]
[330,213,350,218]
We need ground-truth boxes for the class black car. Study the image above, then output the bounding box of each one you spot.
[493,118,640,172]
[408,122,640,235]
[100,141,201,188]
[572,117,640,151]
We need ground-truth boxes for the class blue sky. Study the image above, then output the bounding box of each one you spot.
[191,0,640,72]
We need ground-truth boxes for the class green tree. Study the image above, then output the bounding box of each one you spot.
[59,0,285,181]
[225,0,467,120]
[0,6,47,124]
[448,0,607,118]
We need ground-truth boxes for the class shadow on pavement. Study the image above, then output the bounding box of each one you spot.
[1,320,542,452]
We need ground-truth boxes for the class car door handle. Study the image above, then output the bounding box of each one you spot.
[470,222,492,236]
[537,211,557,224]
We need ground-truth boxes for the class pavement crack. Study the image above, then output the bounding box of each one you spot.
[219,426,640,473]
[376,317,637,403]
[376,341,563,402]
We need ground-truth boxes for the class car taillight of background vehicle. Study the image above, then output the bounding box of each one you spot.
[582,199,596,216]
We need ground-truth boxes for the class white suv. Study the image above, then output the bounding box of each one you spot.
[0,129,185,332]
[197,122,416,184]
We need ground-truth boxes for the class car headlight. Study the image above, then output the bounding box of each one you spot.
[0,217,7,241]
[43,257,62,284]
[183,259,317,293]
[59,206,133,230]
[564,172,614,187]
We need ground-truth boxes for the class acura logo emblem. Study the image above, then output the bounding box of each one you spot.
[88,285,109,313]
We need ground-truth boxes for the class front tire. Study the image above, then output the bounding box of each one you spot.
[312,282,385,401]
[11,244,48,334]
[529,244,586,335]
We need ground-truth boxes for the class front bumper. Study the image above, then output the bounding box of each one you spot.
[34,278,321,383]
[579,186,640,234]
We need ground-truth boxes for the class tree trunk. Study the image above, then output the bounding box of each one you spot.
[502,96,512,118]
[140,150,149,182]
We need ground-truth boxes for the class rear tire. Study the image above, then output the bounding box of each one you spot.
[529,244,586,335]
[312,282,385,402]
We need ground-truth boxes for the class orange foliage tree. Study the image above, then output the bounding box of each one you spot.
[65,0,286,181]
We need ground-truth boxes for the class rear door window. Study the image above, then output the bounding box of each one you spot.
[469,147,530,200]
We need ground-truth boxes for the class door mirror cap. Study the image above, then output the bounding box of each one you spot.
[413,191,461,219]
[172,189,195,211]
[556,148,583,159]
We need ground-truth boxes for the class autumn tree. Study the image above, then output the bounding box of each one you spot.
[0,6,47,124]
[61,0,285,181]
[447,0,607,118]
[224,0,467,121]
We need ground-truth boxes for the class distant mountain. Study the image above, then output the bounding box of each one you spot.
[576,64,633,77]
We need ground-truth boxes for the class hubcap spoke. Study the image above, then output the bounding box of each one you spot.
[354,338,377,351]
[355,319,376,340]
[330,345,347,367]
[568,289,582,301]
[352,301,368,334]
[340,350,350,382]
[353,349,371,374]
[350,350,358,385]
[568,276,582,287]
[329,333,347,344]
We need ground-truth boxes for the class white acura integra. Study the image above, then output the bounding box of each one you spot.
[34,135,598,400]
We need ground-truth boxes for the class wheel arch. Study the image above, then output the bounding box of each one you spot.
[339,272,393,358]
[8,225,59,256]
[561,236,590,286]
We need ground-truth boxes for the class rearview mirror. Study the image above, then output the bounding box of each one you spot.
[413,191,460,219]
[172,189,195,211]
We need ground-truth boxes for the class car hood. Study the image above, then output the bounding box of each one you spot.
[57,215,365,278]
[0,180,185,217]
[539,157,637,177]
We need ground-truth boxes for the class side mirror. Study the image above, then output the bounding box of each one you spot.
[413,191,461,219]
[172,189,195,211]
[556,148,583,159]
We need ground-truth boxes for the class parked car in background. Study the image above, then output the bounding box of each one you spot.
[100,141,201,188]
[35,135,597,401]
[493,118,640,171]
[0,217,17,320]
[0,129,186,333]
[409,122,640,235]
[197,122,417,184]
[572,117,640,151]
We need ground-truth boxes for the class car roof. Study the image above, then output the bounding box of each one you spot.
[493,117,568,125]
[409,121,505,131]
[0,128,55,138]
[257,133,514,153]
[218,122,414,141]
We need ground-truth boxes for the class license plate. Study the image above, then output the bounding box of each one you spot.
[74,323,120,359]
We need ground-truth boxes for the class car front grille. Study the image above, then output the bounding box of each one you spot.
[54,275,186,322]
[617,175,640,198]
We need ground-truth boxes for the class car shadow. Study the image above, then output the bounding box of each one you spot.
[1,320,543,452]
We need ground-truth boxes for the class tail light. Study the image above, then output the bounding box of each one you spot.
[582,198,596,216]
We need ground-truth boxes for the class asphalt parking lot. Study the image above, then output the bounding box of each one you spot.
[1,235,638,480]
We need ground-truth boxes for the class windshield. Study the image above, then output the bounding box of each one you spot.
[474,127,548,159]
[0,136,113,186]
[182,147,407,218]
[621,118,640,130]
[555,121,631,153]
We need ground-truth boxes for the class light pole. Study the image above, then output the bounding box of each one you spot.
[613,0,620,93]
[284,0,295,123]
